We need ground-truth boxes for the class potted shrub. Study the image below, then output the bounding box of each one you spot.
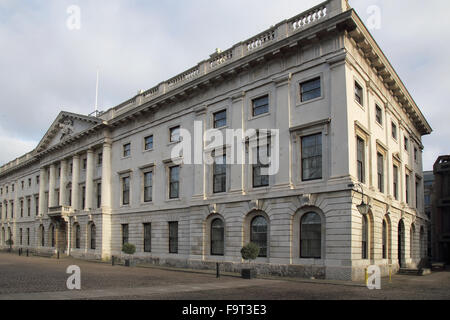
[122,243,136,267]
[6,239,13,253]
[241,243,260,279]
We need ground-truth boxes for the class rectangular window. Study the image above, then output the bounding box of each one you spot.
[301,134,322,181]
[122,224,129,246]
[392,122,398,140]
[357,137,365,183]
[170,126,181,143]
[97,183,101,208]
[36,176,40,185]
[143,223,151,253]
[169,166,180,199]
[28,178,31,187]
[144,135,154,151]
[20,200,23,217]
[27,198,31,216]
[213,154,227,193]
[98,153,103,166]
[122,177,130,205]
[82,159,87,170]
[406,174,410,204]
[375,105,383,125]
[123,143,131,157]
[82,187,86,209]
[19,228,23,245]
[252,95,269,117]
[213,110,227,128]
[27,228,30,246]
[11,201,14,218]
[169,222,178,254]
[21,181,24,189]
[416,179,420,208]
[144,172,153,202]
[252,132,270,188]
[404,137,409,152]
[355,81,363,105]
[300,77,321,102]
[377,153,384,193]
[393,165,399,200]
[414,148,418,162]
[35,196,39,216]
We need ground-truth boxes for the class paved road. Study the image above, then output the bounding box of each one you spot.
[0,253,449,300]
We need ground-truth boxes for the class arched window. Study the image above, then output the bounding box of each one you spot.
[300,212,322,259]
[50,224,56,248]
[382,220,387,259]
[1,227,5,245]
[211,218,224,256]
[251,216,268,257]
[90,224,96,250]
[40,225,45,247]
[75,224,81,249]
[420,227,426,258]
[398,220,405,266]
[362,215,368,259]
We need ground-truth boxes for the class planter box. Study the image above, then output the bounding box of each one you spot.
[241,268,257,279]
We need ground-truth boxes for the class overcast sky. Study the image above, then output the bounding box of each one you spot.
[0,0,448,170]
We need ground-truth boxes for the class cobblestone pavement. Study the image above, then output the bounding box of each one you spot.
[0,253,449,300]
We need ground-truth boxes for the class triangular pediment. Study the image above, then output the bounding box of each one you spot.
[36,111,102,153]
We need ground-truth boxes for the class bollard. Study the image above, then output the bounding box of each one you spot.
[216,263,220,278]
[389,265,392,283]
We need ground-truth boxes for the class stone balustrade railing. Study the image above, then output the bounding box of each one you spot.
[246,29,276,52]
[209,49,233,69]
[289,4,328,32]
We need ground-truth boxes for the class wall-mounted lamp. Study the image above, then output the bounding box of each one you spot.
[348,183,371,215]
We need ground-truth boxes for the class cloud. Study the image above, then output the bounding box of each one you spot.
[0,0,448,170]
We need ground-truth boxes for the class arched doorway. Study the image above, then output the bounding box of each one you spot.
[398,220,405,267]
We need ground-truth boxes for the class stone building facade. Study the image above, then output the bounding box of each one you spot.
[0,0,432,281]
[431,156,450,264]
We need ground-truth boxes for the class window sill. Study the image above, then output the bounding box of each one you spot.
[249,112,270,121]
[296,95,324,107]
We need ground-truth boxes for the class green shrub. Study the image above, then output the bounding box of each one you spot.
[122,243,136,255]
[241,243,260,261]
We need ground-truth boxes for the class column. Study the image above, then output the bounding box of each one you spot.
[59,159,68,206]
[71,155,80,211]
[101,142,112,210]
[101,140,112,260]
[48,164,57,208]
[85,149,95,210]
[38,167,47,216]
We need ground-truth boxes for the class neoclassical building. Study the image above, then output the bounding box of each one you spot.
[0,0,432,281]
